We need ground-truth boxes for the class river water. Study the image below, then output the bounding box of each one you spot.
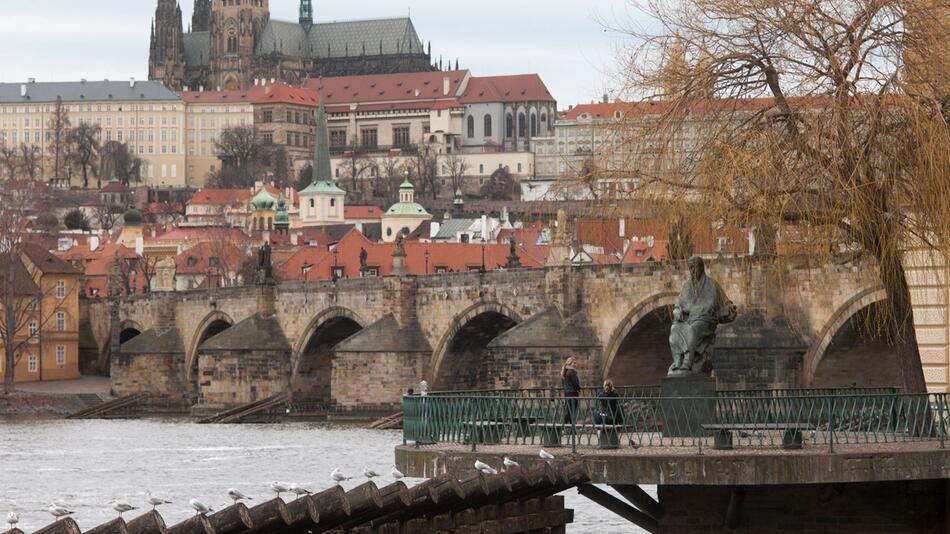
[0,419,650,533]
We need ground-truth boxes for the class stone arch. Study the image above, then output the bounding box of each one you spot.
[186,311,234,385]
[119,320,145,345]
[430,301,523,390]
[602,292,678,385]
[804,287,897,387]
[291,307,365,403]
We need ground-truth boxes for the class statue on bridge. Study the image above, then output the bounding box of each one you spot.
[668,256,737,376]
[258,242,274,283]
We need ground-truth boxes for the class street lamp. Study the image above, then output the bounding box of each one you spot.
[424,249,430,274]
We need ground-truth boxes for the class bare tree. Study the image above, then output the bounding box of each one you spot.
[70,123,101,189]
[100,141,144,186]
[47,98,72,183]
[377,155,405,203]
[339,151,377,203]
[18,144,42,182]
[410,144,439,200]
[0,145,18,180]
[595,0,950,392]
[213,126,259,188]
[94,202,121,231]
[444,154,468,194]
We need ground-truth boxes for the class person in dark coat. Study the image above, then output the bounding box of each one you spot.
[593,380,620,425]
[561,357,581,424]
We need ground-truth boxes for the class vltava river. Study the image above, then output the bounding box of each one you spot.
[0,420,647,533]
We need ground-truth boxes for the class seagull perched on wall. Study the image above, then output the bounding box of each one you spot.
[6,511,18,529]
[47,504,74,521]
[269,482,291,498]
[474,460,497,476]
[109,500,137,517]
[145,491,172,510]
[362,467,381,480]
[289,484,312,499]
[227,489,252,504]
[331,468,352,484]
[189,499,213,516]
[391,466,405,480]
[539,450,555,461]
[503,457,519,470]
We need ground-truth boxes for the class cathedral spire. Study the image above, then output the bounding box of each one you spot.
[299,0,313,32]
[311,82,332,185]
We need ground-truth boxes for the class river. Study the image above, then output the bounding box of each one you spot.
[0,419,650,533]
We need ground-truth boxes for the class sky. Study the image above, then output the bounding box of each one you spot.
[0,0,639,108]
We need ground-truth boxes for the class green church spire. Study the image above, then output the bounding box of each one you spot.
[299,0,313,32]
[311,82,332,186]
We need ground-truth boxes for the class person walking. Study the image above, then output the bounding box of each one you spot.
[561,357,581,425]
[593,380,621,426]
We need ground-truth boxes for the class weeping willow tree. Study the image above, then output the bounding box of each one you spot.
[572,0,950,392]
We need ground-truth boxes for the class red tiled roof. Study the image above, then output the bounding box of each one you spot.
[156,227,249,243]
[461,75,556,104]
[344,206,383,220]
[180,82,317,107]
[188,188,253,207]
[175,241,247,275]
[308,71,469,105]
[100,182,130,193]
[180,89,256,104]
[622,240,669,264]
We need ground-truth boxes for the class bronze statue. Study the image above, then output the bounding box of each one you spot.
[668,256,737,376]
[359,247,368,270]
[258,242,273,282]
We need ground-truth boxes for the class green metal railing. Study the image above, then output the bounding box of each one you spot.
[404,391,947,452]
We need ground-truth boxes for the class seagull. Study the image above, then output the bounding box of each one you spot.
[289,484,312,499]
[390,466,404,480]
[109,500,137,517]
[503,457,519,469]
[331,468,351,484]
[362,467,381,480]
[189,499,213,516]
[6,511,18,529]
[629,439,641,449]
[539,450,555,461]
[227,489,252,504]
[48,504,74,521]
[145,491,172,510]
[269,482,290,498]
[474,460,497,475]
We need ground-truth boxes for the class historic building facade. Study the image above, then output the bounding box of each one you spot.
[149,0,436,92]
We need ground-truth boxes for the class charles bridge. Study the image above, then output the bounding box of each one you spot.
[79,258,921,416]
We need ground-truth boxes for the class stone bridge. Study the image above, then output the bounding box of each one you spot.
[84,260,914,414]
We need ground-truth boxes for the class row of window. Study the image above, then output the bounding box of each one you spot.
[0,105,180,114]
[20,346,69,372]
[328,126,413,149]
[261,109,314,125]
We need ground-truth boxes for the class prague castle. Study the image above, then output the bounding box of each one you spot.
[148,0,435,91]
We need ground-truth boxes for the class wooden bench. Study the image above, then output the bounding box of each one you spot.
[593,424,635,449]
[464,421,507,445]
[702,423,815,450]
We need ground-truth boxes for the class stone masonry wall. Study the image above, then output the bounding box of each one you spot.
[196,350,290,410]
[111,352,186,397]
[484,347,601,391]
[332,350,429,413]
[658,480,946,533]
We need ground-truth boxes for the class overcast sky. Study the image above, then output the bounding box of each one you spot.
[0,0,638,107]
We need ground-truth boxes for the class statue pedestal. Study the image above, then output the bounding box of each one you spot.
[660,374,716,438]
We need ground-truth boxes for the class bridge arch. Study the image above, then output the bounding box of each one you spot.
[430,301,522,390]
[291,307,365,404]
[186,311,235,387]
[804,287,899,387]
[603,292,678,386]
[119,320,145,345]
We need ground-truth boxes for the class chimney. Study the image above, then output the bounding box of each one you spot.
[20,84,27,98]
[602,93,609,104]
[130,77,136,89]
[619,218,626,238]
[89,235,100,252]
[290,232,299,246]
[135,236,144,256]
[442,76,450,96]
[199,85,204,92]
[481,215,489,242]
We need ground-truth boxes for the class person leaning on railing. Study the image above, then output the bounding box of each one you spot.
[593,380,621,425]
[561,357,581,425]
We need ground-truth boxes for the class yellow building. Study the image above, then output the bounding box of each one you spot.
[0,245,81,384]
[0,79,187,187]
[180,89,254,186]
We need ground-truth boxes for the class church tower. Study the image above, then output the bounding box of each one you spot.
[299,0,313,33]
[209,0,270,90]
[192,0,211,32]
[148,0,186,90]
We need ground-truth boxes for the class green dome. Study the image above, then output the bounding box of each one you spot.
[123,207,143,226]
[251,187,278,210]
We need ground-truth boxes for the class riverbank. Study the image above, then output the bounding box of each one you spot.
[0,391,89,416]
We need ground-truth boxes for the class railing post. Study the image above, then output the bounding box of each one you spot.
[828,396,834,453]
[571,396,578,455]
[939,394,946,449]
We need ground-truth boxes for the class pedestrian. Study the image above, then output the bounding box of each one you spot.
[593,380,620,426]
[561,357,581,425]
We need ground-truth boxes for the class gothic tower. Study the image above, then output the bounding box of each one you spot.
[192,0,211,32]
[148,0,186,90]
[209,0,270,90]
[299,0,313,33]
